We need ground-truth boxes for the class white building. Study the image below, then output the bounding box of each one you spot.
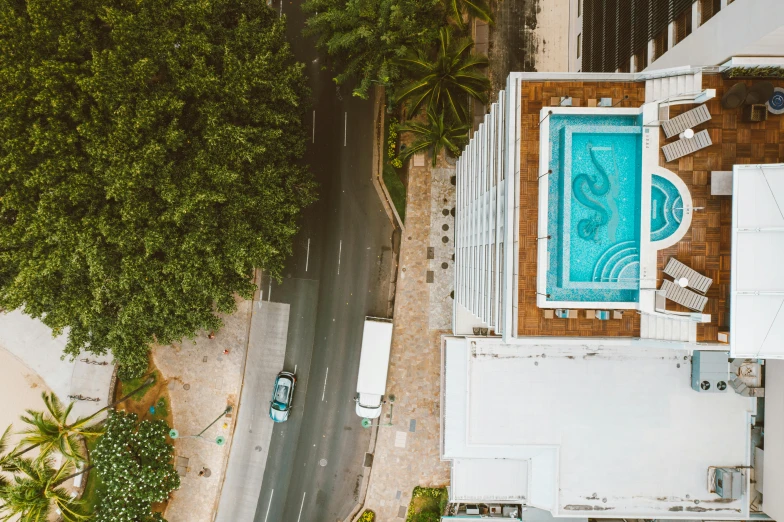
[446,60,784,520]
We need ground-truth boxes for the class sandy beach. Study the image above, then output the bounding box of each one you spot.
[0,348,52,446]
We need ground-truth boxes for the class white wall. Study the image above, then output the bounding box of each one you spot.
[646,0,784,71]
[763,360,784,521]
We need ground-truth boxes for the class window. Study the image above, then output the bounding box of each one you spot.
[653,28,668,61]
[700,0,721,25]
[577,33,582,59]
[674,7,692,45]
[633,44,648,72]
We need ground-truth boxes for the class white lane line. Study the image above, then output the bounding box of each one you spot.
[312,110,316,143]
[343,111,347,146]
[321,367,329,401]
[294,364,298,374]
[305,238,311,272]
[337,240,342,275]
[263,489,274,522]
[268,280,272,302]
[297,492,307,522]
[279,0,282,17]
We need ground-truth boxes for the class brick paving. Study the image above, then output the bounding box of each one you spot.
[153,297,251,522]
[515,75,784,340]
[363,158,452,521]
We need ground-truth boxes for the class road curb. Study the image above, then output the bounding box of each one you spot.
[343,422,380,522]
[370,86,405,233]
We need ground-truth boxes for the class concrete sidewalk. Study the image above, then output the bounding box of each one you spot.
[0,309,115,420]
[215,300,288,522]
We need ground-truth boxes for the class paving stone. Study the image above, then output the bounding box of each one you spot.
[363,159,451,521]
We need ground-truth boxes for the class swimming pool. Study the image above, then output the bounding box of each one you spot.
[546,114,643,303]
[651,174,683,242]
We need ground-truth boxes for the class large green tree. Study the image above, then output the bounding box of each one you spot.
[92,411,179,522]
[303,0,445,98]
[0,0,315,378]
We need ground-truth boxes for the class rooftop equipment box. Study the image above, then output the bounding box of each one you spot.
[691,350,729,392]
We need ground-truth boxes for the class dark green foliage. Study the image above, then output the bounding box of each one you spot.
[397,109,469,167]
[303,0,445,99]
[92,411,179,522]
[443,0,494,28]
[0,0,315,378]
[395,26,489,124]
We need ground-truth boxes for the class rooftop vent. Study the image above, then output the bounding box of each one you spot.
[691,350,729,393]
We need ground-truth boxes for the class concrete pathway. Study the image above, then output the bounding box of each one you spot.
[0,309,114,420]
[154,298,251,522]
[361,160,454,521]
[215,301,288,522]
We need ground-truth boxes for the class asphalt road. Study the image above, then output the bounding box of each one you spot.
[254,2,396,521]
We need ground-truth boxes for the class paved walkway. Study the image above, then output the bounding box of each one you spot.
[0,309,114,420]
[155,297,251,522]
[215,301,288,522]
[362,160,454,521]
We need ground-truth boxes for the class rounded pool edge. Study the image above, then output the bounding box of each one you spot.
[648,166,692,251]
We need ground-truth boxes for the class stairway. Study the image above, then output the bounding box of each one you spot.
[640,313,697,343]
[644,72,703,103]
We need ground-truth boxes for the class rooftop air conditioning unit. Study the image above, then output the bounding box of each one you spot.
[715,468,743,499]
[465,504,480,515]
[691,350,729,393]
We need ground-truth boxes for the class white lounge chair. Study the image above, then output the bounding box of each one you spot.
[662,104,711,138]
[664,258,713,294]
[662,129,712,162]
[660,280,708,312]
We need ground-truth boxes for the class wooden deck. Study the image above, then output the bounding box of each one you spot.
[516,74,784,340]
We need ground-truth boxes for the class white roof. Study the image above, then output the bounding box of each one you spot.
[731,164,784,358]
[451,459,528,502]
[442,337,755,518]
[763,360,784,521]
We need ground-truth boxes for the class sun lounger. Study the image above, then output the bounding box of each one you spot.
[664,258,713,294]
[662,104,711,138]
[660,279,708,312]
[662,129,712,162]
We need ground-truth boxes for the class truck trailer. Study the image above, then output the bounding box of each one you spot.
[354,317,394,419]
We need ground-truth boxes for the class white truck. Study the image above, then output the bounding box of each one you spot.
[354,317,394,419]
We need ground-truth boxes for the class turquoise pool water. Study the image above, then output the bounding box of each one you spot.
[650,174,683,241]
[547,114,642,302]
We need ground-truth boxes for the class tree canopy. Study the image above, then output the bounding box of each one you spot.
[303,0,445,98]
[0,0,315,378]
[92,411,179,522]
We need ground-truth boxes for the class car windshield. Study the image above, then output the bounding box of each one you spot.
[272,380,290,410]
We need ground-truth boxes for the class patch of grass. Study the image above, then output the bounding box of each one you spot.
[383,117,406,223]
[383,163,407,222]
[406,486,448,522]
[153,397,168,418]
[82,439,104,515]
[119,370,157,402]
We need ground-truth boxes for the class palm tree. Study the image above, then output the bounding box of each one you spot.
[14,392,104,464]
[443,0,494,28]
[397,109,469,168]
[11,375,154,463]
[394,27,490,124]
[0,457,90,522]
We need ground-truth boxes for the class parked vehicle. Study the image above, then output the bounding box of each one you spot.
[354,317,394,419]
[269,371,296,423]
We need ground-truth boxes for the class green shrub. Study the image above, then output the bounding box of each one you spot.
[359,510,375,522]
[726,66,784,79]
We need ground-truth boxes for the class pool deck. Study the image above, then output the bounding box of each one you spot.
[518,74,784,340]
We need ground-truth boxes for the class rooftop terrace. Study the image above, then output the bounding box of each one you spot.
[517,74,784,340]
